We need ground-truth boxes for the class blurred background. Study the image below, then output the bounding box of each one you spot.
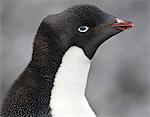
[0,0,149,117]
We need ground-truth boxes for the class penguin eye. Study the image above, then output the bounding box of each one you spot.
[78,26,89,33]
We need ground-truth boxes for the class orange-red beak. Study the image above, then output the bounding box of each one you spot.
[111,18,134,30]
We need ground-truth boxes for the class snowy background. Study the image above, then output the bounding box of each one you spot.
[1,0,149,117]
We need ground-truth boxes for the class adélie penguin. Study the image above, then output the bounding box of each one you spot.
[1,4,134,117]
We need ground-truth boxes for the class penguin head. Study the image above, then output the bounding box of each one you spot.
[38,4,134,59]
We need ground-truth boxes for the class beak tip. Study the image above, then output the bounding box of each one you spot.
[112,18,134,30]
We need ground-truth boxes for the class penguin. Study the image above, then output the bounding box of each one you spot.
[1,4,134,117]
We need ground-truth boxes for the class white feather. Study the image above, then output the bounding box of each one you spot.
[116,18,125,23]
[50,46,96,117]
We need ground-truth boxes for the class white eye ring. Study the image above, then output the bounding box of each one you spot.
[78,26,89,33]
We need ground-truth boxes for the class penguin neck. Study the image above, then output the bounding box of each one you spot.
[31,34,65,77]
[50,46,96,117]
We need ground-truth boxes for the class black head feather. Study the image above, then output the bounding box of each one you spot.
[37,4,121,59]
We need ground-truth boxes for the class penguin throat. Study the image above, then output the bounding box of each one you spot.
[50,46,96,117]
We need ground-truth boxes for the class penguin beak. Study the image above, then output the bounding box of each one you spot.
[111,18,134,30]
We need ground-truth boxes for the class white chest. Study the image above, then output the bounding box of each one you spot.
[49,46,96,117]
